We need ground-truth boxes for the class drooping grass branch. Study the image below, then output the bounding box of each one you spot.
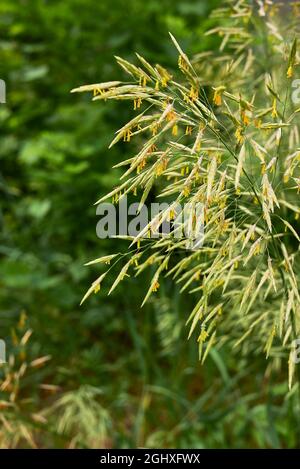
[73,0,300,389]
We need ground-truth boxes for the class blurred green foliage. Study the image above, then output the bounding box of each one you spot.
[0,0,299,448]
[0,0,216,358]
